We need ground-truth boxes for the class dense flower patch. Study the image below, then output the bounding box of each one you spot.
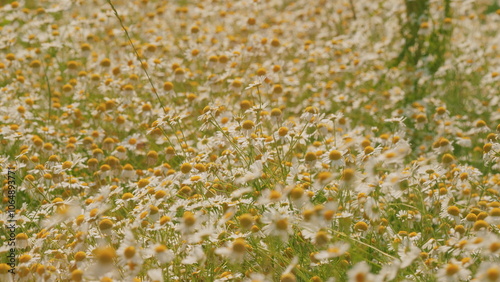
[1,0,500,281]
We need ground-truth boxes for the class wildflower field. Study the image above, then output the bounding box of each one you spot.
[1,0,500,281]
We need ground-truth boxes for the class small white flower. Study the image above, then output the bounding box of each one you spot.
[245,76,267,90]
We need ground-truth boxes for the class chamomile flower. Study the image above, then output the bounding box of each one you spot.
[245,76,267,90]
[261,208,294,242]
[314,242,350,261]
[348,261,376,282]
[474,262,500,281]
[147,269,164,282]
[215,237,248,263]
[324,148,346,167]
[116,231,143,275]
[181,245,205,265]
[145,244,174,264]
[437,259,471,282]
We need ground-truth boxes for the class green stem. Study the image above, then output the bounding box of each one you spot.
[106,0,167,115]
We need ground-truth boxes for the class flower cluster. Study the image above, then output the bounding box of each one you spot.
[1,0,500,281]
